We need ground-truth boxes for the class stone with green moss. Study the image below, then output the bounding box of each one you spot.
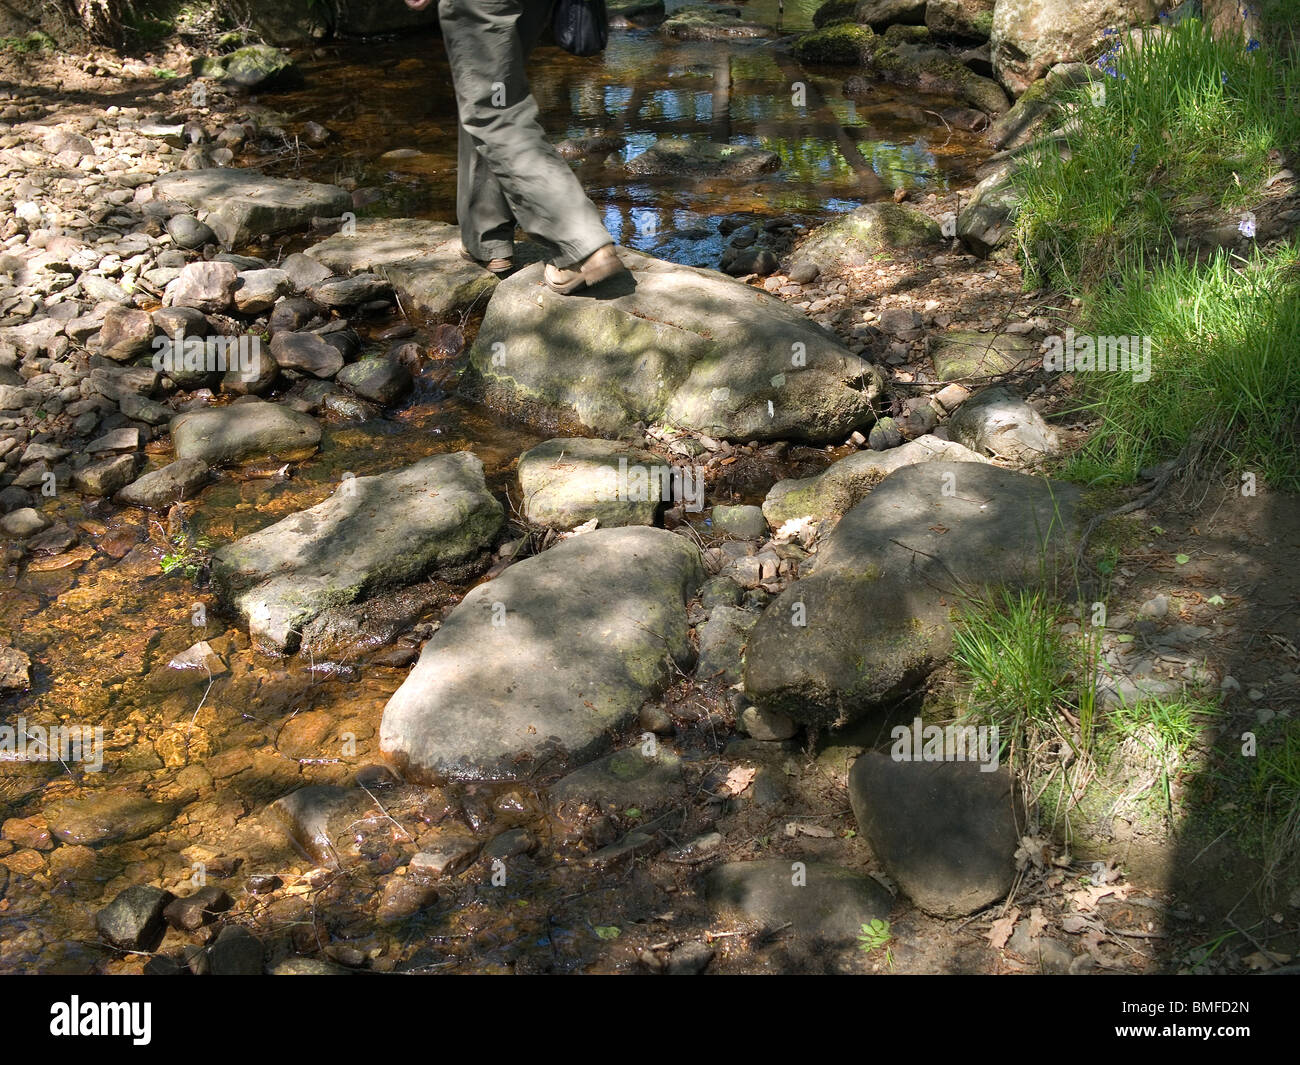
[812,0,858,27]
[745,460,1082,729]
[925,0,995,40]
[929,330,1037,381]
[853,0,927,29]
[194,44,301,91]
[211,452,503,653]
[379,527,704,782]
[792,202,941,275]
[794,23,877,64]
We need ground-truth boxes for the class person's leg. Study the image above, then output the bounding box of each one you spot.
[439,0,613,268]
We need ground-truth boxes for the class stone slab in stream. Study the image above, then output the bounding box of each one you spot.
[745,460,1081,729]
[210,452,504,653]
[155,168,352,248]
[762,435,988,528]
[380,526,703,782]
[517,436,664,528]
[305,217,544,322]
[461,247,884,443]
[169,398,321,466]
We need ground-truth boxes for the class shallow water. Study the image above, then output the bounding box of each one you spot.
[0,4,994,972]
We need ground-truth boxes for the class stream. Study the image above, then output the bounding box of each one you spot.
[0,0,996,973]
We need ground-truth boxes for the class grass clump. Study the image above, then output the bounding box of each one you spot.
[1014,16,1300,290]
[1063,243,1300,491]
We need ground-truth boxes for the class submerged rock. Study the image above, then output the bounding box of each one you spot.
[462,247,883,443]
[380,527,703,782]
[170,399,321,466]
[46,792,177,846]
[211,452,503,653]
[96,885,174,951]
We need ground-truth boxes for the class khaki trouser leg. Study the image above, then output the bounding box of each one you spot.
[440,0,612,267]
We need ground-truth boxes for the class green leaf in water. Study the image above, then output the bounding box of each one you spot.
[594,925,621,940]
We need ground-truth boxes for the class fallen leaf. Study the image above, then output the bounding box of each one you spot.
[988,907,1020,950]
[719,765,756,797]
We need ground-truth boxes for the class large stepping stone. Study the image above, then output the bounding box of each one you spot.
[744,460,1081,729]
[702,859,892,944]
[517,437,664,528]
[849,751,1023,916]
[169,398,321,466]
[380,526,704,782]
[461,247,884,443]
[305,217,543,322]
[762,435,987,528]
[211,452,504,653]
[155,168,352,248]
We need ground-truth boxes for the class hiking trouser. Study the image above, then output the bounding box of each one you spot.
[438,0,613,267]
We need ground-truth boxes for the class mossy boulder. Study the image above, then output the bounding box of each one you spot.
[794,22,877,64]
[812,0,859,27]
[852,0,927,29]
[925,0,995,40]
[791,202,941,275]
[194,45,302,91]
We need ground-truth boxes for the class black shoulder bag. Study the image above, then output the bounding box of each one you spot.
[553,0,608,57]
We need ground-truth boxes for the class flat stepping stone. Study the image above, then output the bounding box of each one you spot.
[463,247,884,443]
[211,451,503,653]
[380,526,704,782]
[155,168,352,247]
[745,460,1082,729]
[169,398,321,466]
[517,437,665,528]
[703,859,892,944]
[762,435,987,527]
[305,218,544,323]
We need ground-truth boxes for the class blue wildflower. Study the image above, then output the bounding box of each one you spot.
[1246,38,1260,52]
[1239,215,1256,239]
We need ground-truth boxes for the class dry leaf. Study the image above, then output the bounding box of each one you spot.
[794,822,835,838]
[719,765,755,797]
[988,906,1021,950]
[1244,950,1291,971]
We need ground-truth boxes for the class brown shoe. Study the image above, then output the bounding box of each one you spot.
[459,245,514,276]
[543,244,627,294]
